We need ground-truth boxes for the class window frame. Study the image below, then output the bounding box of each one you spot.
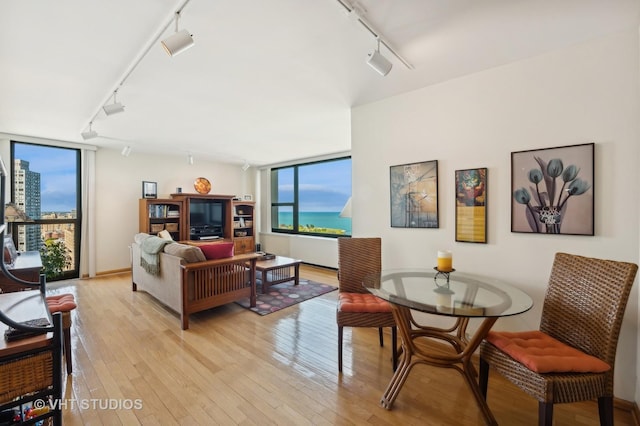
[270,156,352,238]
[10,141,82,280]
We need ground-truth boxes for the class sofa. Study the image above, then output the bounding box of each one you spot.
[131,233,258,329]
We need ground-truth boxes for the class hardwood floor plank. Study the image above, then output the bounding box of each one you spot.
[53,266,635,426]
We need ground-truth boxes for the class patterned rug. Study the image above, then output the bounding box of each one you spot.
[236,279,336,315]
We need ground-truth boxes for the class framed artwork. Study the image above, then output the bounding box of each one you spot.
[455,168,487,243]
[142,181,157,199]
[390,160,438,228]
[511,143,594,235]
[243,194,253,201]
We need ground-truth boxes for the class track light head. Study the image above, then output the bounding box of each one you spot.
[187,153,194,165]
[162,13,194,57]
[103,90,125,115]
[121,146,132,157]
[104,102,125,116]
[81,122,98,140]
[367,49,392,76]
[162,29,194,56]
[81,130,98,140]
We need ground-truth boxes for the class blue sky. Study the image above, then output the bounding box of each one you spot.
[277,159,352,212]
[14,143,77,212]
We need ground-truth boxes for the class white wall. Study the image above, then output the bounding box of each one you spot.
[259,231,338,267]
[352,30,640,401]
[95,148,254,273]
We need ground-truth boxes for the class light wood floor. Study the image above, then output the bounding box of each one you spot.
[50,264,636,425]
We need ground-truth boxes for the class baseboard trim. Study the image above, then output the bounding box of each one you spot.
[617,399,640,425]
[94,268,131,277]
[302,262,337,271]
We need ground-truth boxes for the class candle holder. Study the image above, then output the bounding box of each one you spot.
[434,267,455,283]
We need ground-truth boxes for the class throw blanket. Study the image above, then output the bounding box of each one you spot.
[140,236,172,275]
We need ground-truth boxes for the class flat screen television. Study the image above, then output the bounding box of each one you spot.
[189,199,225,239]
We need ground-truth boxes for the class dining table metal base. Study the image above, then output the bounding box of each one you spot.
[380,305,499,426]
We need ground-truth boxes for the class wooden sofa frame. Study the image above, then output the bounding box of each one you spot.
[131,242,258,329]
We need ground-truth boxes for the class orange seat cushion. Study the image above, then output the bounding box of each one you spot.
[46,293,77,313]
[338,293,392,313]
[486,330,610,374]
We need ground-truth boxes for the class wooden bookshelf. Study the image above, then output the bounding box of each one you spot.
[232,200,255,254]
[138,198,184,240]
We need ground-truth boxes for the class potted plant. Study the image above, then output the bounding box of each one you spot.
[40,238,71,280]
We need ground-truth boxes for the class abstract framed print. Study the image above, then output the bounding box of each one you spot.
[390,160,438,228]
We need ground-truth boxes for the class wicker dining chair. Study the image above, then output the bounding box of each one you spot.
[336,237,397,372]
[479,252,638,426]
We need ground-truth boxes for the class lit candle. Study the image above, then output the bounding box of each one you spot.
[437,250,453,272]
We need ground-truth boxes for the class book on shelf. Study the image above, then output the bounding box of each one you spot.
[148,204,180,218]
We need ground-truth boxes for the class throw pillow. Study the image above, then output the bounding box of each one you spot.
[163,243,206,263]
[199,242,234,260]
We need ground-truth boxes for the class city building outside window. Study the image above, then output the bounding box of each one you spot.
[9,142,81,280]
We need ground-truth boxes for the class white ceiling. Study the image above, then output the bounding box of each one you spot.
[1,0,638,167]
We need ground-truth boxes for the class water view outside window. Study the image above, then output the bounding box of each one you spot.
[10,142,80,279]
[271,157,352,237]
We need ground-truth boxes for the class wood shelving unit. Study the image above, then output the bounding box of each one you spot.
[138,198,184,240]
[232,201,255,254]
[139,195,256,253]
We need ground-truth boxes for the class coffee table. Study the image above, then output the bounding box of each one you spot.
[255,256,302,293]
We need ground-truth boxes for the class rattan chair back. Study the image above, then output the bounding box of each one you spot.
[337,237,381,294]
[540,252,638,366]
[336,237,397,372]
[479,252,638,426]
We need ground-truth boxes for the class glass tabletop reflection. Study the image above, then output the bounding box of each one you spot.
[364,269,533,318]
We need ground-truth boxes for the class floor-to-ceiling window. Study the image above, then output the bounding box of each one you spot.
[271,157,352,237]
[9,141,81,280]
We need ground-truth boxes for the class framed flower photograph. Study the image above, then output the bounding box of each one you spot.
[455,168,487,243]
[511,143,594,235]
[390,160,438,228]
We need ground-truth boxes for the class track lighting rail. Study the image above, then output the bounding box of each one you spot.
[81,0,193,138]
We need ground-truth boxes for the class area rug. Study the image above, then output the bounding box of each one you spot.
[236,279,336,315]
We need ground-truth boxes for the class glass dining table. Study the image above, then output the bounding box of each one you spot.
[364,268,533,426]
